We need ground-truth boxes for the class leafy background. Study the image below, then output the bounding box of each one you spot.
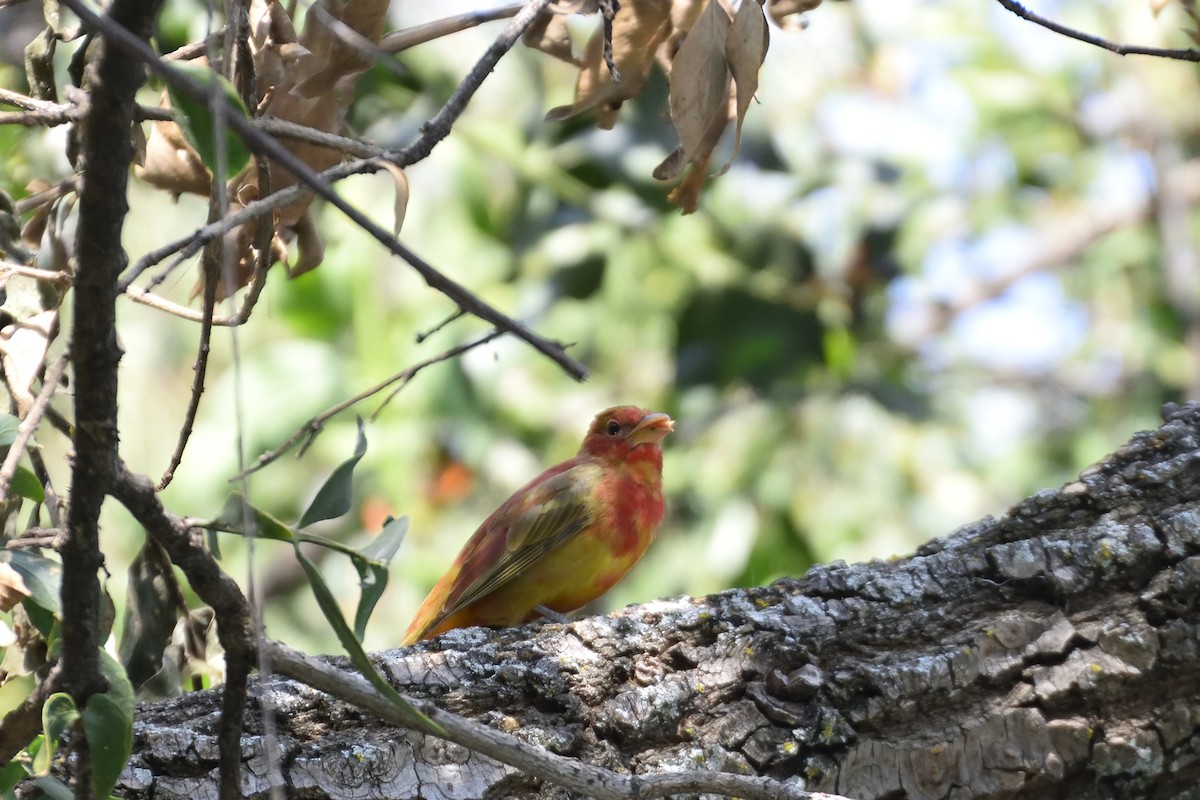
[1,0,1197,656]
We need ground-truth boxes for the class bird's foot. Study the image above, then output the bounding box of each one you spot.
[534,605,572,624]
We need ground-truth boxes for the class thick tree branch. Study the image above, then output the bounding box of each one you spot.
[118,402,1200,799]
[65,0,164,792]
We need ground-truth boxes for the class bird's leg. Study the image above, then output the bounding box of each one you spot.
[534,605,572,624]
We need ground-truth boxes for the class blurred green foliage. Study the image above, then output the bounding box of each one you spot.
[1,0,1198,655]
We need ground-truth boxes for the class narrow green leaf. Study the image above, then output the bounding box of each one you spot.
[10,466,44,503]
[84,649,134,799]
[197,493,296,542]
[293,544,442,736]
[298,418,368,528]
[166,62,252,180]
[351,516,409,640]
[2,550,61,615]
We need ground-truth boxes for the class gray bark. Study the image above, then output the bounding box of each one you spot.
[120,402,1200,800]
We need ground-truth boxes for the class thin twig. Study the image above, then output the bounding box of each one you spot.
[0,346,71,504]
[266,641,850,800]
[232,330,503,480]
[390,0,554,166]
[0,262,73,285]
[415,309,466,343]
[258,117,384,159]
[995,0,1200,61]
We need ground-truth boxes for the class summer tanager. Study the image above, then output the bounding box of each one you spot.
[402,406,672,644]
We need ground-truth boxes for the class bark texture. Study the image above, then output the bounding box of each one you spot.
[119,403,1200,800]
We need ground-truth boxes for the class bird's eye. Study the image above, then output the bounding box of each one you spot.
[606,420,621,436]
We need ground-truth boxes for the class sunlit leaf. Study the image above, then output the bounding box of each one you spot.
[0,673,34,717]
[0,414,18,448]
[35,692,78,774]
[351,515,409,640]
[298,417,368,528]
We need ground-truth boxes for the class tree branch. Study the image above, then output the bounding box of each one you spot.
[995,0,1200,61]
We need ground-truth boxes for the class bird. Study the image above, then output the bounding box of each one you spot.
[402,405,673,644]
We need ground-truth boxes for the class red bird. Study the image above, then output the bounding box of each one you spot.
[402,406,673,644]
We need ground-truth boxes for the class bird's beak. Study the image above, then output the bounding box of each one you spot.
[630,412,674,446]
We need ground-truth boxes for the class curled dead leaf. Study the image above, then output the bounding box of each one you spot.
[524,7,581,65]
[668,0,731,164]
[378,162,410,236]
[545,0,672,128]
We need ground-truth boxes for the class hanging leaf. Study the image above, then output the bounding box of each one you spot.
[118,542,187,693]
[165,62,253,180]
[0,413,19,447]
[11,465,45,503]
[298,417,367,528]
[723,0,769,166]
[668,0,731,164]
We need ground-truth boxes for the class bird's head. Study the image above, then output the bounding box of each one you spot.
[580,406,674,463]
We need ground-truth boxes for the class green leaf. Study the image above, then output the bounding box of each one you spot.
[166,62,252,180]
[1,550,61,615]
[350,516,409,641]
[298,418,368,528]
[84,650,134,799]
[35,693,77,774]
[292,543,442,736]
[10,466,44,503]
[198,493,297,542]
[32,776,72,800]
[0,415,18,448]
[0,760,26,793]
[0,673,34,717]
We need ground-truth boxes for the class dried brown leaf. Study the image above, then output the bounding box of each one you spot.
[524,8,581,65]
[546,0,672,126]
[379,162,410,236]
[0,563,30,613]
[133,102,213,199]
[668,0,731,163]
[724,0,768,165]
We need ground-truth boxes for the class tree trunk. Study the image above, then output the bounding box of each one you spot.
[119,402,1200,800]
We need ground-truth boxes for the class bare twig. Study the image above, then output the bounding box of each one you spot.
[0,346,71,504]
[232,330,503,479]
[415,309,466,343]
[390,0,554,166]
[995,0,1200,61]
[379,2,524,53]
[0,262,72,285]
[266,641,849,800]
[599,0,621,81]
[258,117,384,159]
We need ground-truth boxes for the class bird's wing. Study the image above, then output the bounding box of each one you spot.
[419,463,598,635]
